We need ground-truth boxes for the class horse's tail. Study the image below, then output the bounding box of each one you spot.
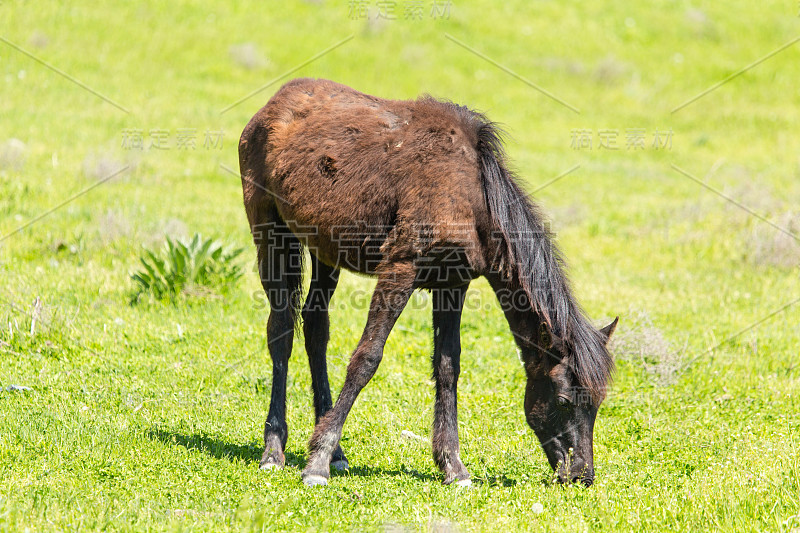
[476,119,613,400]
[259,223,305,333]
[239,116,305,331]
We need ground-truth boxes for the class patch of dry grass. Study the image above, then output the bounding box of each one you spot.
[0,139,27,171]
[81,147,135,182]
[611,310,685,385]
[229,42,267,70]
[747,212,800,268]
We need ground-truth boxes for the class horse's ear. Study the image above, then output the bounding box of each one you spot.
[600,317,619,342]
[538,323,565,359]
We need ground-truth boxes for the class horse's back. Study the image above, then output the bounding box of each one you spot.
[240,78,490,276]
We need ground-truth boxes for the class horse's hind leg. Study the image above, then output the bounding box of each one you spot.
[302,262,416,486]
[254,214,304,470]
[431,285,471,486]
[301,255,348,470]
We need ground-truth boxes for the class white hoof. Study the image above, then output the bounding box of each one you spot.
[259,463,281,471]
[303,474,329,487]
[455,479,473,488]
[331,459,349,471]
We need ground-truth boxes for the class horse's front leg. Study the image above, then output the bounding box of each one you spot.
[431,285,471,486]
[302,263,416,486]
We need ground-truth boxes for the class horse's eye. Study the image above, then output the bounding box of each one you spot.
[556,396,572,411]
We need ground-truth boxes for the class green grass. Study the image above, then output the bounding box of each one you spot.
[1,0,799,530]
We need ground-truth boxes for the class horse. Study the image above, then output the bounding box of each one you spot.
[238,78,617,487]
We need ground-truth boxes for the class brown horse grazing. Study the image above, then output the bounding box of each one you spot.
[239,78,617,487]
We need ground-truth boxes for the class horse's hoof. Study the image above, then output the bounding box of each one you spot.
[260,445,285,470]
[303,474,329,487]
[455,478,473,488]
[331,459,349,471]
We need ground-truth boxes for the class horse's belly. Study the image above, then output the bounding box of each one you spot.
[277,199,394,275]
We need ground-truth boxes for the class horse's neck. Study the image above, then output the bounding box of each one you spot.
[486,273,543,352]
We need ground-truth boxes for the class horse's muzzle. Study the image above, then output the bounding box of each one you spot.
[556,462,594,487]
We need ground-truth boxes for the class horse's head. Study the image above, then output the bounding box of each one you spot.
[522,317,617,486]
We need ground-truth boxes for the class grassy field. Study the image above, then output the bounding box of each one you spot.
[1,0,799,531]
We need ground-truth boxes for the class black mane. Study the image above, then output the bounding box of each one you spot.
[474,117,614,402]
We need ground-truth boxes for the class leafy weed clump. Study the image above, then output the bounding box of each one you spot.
[130,234,244,303]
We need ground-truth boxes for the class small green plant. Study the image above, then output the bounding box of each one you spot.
[130,234,244,303]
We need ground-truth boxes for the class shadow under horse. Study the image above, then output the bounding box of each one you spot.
[238,78,618,487]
